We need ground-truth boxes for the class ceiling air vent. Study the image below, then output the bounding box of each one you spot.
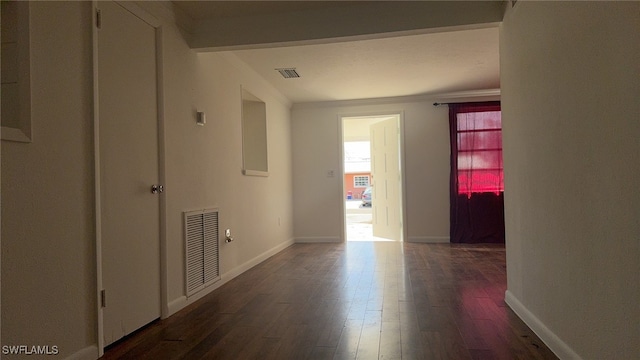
[276,68,300,79]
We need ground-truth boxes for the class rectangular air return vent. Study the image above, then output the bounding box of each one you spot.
[276,68,300,79]
[184,208,220,297]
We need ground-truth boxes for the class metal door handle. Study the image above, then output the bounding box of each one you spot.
[151,184,164,194]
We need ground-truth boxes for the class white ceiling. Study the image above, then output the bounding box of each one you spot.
[228,27,500,103]
[172,1,501,104]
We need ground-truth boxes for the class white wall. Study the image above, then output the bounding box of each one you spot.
[501,2,639,359]
[1,2,295,358]
[291,99,452,243]
[153,10,295,314]
[1,2,96,358]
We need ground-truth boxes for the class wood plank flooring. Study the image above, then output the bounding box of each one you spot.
[101,242,557,360]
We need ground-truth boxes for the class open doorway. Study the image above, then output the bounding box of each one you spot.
[341,114,404,242]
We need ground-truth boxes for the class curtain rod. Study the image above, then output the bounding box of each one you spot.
[433,101,500,107]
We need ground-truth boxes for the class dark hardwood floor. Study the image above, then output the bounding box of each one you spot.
[101,242,557,360]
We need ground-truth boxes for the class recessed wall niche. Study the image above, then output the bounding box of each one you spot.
[241,87,268,176]
[1,0,32,142]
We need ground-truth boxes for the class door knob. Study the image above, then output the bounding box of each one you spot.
[151,184,164,194]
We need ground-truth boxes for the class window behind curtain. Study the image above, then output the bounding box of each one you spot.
[448,101,504,243]
[456,110,503,197]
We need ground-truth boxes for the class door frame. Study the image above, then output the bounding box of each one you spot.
[339,112,408,242]
[92,1,167,355]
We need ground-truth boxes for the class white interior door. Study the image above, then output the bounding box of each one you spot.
[98,1,161,346]
[370,117,402,241]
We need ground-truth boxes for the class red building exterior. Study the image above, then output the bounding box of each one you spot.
[344,172,370,199]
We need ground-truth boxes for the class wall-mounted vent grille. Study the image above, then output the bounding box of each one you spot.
[276,68,300,79]
[184,208,220,297]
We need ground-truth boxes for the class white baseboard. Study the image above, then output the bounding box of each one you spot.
[295,236,342,243]
[167,295,189,317]
[64,345,98,360]
[406,236,449,243]
[505,290,582,360]
[222,238,295,279]
[166,238,295,317]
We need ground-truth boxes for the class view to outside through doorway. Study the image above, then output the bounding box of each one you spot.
[344,140,371,241]
[346,199,372,241]
[344,141,392,241]
[343,114,403,242]
[346,200,394,241]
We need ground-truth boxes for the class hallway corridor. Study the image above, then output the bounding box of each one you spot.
[102,242,556,359]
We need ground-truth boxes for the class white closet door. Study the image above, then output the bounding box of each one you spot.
[98,1,161,346]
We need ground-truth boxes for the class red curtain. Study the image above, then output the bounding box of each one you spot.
[449,102,505,243]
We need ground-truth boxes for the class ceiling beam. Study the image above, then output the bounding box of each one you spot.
[182,1,506,51]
